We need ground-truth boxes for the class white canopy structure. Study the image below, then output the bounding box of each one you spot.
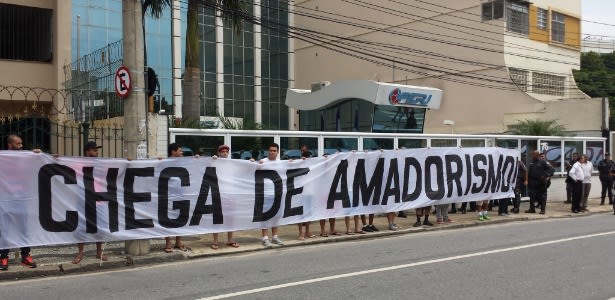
[285,80,443,110]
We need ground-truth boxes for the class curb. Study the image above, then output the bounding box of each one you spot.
[1,210,611,281]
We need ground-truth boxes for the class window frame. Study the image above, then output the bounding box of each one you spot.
[551,12,566,43]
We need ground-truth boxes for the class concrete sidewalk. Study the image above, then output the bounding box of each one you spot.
[1,191,613,281]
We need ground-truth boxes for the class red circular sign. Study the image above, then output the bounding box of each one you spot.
[114,66,132,98]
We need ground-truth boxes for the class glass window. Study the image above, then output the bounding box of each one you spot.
[509,68,529,92]
[506,1,529,35]
[537,8,548,30]
[586,141,605,169]
[540,140,564,173]
[372,105,424,133]
[431,139,457,147]
[175,135,224,157]
[363,138,394,151]
[551,12,566,43]
[0,3,53,62]
[399,139,427,149]
[324,138,357,155]
[496,139,518,149]
[532,72,565,96]
[280,137,318,159]
[461,139,485,147]
[230,136,274,160]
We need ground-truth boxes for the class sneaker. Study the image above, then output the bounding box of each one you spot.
[21,255,36,268]
[272,237,285,245]
[423,220,434,226]
[0,257,8,271]
[262,239,273,248]
[413,221,422,227]
[436,219,444,224]
[362,225,374,232]
[388,223,399,231]
[369,225,379,232]
[483,214,491,220]
[478,215,485,221]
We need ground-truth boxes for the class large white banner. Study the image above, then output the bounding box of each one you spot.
[0,148,519,249]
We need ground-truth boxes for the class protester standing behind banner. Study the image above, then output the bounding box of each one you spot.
[163,143,187,253]
[210,145,240,249]
[255,143,285,248]
[72,142,108,264]
[0,135,37,270]
[297,145,316,240]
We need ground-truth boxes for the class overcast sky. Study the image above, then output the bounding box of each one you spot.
[582,0,614,39]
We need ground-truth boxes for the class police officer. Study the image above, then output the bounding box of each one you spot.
[511,158,527,214]
[597,152,615,205]
[525,150,552,214]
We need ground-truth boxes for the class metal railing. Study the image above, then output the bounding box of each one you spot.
[169,128,606,175]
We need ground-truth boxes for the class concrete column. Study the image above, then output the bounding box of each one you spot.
[254,0,262,125]
[122,0,150,255]
[287,3,297,130]
[171,0,183,118]
[216,11,225,116]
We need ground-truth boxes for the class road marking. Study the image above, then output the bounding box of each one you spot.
[198,230,615,300]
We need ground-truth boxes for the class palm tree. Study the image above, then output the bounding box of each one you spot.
[142,0,244,121]
[509,119,569,136]
[183,0,243,121]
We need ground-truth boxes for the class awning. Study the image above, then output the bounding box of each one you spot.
[285,80,443,110]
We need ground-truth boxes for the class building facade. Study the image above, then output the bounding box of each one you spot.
[70,0,292,130]
[290,0,602,136]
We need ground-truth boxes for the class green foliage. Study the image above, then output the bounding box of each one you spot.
[573,51,615,128]
[509,119,569,136]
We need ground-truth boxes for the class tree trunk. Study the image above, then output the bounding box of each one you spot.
[181,0,202,121]
[182,67,201,120]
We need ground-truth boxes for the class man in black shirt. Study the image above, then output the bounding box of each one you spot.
[597,153,615,205]
[525,150,551,214]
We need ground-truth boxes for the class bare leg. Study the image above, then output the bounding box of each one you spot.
[95,242,108,261]
[72,243,85,264]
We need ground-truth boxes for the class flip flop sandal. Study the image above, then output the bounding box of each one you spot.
[164,247,174,253]
[345,232,355,235]
[72,253,84,264]
[330,232,342,236]
[319,233,329,237]
[307,234,316,238]
[210,244,220,250]
[96,254,108,261]
[174,244,188,252]
[225,242,240,248]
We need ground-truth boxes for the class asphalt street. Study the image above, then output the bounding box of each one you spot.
[2,214,615,300]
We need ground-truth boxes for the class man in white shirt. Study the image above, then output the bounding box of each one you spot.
[578,154,594,212]
[568,155,586,213]
[255,143,284,248]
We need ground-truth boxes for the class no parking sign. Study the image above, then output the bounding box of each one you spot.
[114,66,132,98]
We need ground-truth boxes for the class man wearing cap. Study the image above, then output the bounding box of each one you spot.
[73,141,108,263]
[0,135,37,270]
[210,145,240,249]
[597,152,615,206]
